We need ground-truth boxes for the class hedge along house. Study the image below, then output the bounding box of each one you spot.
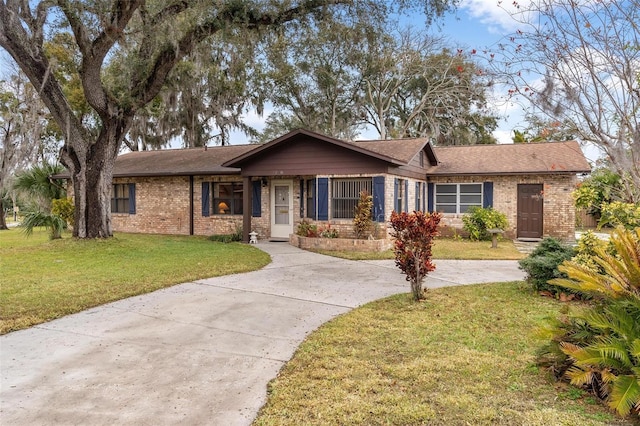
[94,129,589,242]
[424,141,591,241]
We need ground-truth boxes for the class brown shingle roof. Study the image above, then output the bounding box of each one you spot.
[223,129,411,167]
[347,137,437,165]
[56,133,589,179]
[426,141,591,175]
[222,128,437,167]
[111,145,255,177]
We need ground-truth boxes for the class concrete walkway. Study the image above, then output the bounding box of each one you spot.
[1,243,525,425]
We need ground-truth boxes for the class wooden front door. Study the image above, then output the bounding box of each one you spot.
[517,184,544,239]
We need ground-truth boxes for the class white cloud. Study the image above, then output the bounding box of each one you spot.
[493,129,514,144]
[459,0,535,33]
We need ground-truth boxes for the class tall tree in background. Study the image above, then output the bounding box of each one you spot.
[258,24,497,144]
[362,28,496,143]
[0,71,50,230]
[128,39,263,150]
[261,17,369,139]
[0,0,457,238]
[490,0,639,202]
[512,114,575,143]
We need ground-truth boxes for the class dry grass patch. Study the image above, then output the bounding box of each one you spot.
[0,228,270,334]
[255,282,629,425]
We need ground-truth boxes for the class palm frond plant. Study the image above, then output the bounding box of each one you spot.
[21,209,67,240]
[544,227,640,416]
[13,162,66,212]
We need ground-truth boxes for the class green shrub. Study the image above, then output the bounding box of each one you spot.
[296,221,339,238]
[208,227,242,243]
[51,198,74,226]
[462,206,508,241]
[572,231,606,273]
[518,237,575,295]
[573,168,622,218]
[296,220,318,237]
[319,224,339,238]
[598,201,640,229]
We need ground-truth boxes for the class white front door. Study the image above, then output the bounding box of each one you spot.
[271,180,293,239]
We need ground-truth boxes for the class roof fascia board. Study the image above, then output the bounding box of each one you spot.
[426,170,589,177]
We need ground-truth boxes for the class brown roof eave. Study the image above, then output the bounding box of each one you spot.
[426,170,590,178]
[113,169,241,178]
[424,143,438,166]
[51,169,242,180]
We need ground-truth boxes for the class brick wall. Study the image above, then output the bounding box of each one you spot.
[289,233,392,252]
[112,176,246,236]
[111,173,577,241]
[112,176,191,235]
[428,174,578,241]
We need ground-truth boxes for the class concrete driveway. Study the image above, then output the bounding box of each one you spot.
[1,243,525,425]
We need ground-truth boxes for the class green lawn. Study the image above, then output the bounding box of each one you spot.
[0,228,270,334]
[314,237,526,261]
[255,282,631,425]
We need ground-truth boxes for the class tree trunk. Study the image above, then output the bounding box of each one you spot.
[60,121,123,238]
[0,206,7,230]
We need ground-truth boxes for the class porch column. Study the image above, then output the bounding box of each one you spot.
[242,176,252,243]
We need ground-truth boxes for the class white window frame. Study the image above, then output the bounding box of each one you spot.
[435,183,483,214]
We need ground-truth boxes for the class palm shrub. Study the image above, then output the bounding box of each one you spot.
[461,206,508,241]
[390,211,441,301]
[21,210,67,240]
[353,191,373,239]
[544,228,640,416]
[518,237,576,296]
[13,162,66,212]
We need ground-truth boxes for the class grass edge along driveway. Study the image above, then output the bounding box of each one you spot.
[0,229,270,334]
[254,282,631,426]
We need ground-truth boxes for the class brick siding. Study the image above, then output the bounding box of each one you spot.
[109,173,577,242]
[429,174,578,241]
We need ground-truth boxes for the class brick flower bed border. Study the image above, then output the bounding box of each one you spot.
[289,234,392,252]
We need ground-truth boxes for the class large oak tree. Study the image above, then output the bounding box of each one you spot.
[0,0,456,238]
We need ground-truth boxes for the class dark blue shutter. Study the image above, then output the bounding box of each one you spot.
[394,178,399,212]
[404,180,409,212]
[202,182,210,217]
[317,178,329,220]
[422,182,427,211]
[483,182,494,208]
[128,183,136,214]
[372,176,385,222]
[427,182,434,212]
[308,180,316,220]
[415,182,420,211]
[299,180,304,217]
[252,180,261,217]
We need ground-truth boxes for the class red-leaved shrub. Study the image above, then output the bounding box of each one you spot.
[390,211,442,301]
